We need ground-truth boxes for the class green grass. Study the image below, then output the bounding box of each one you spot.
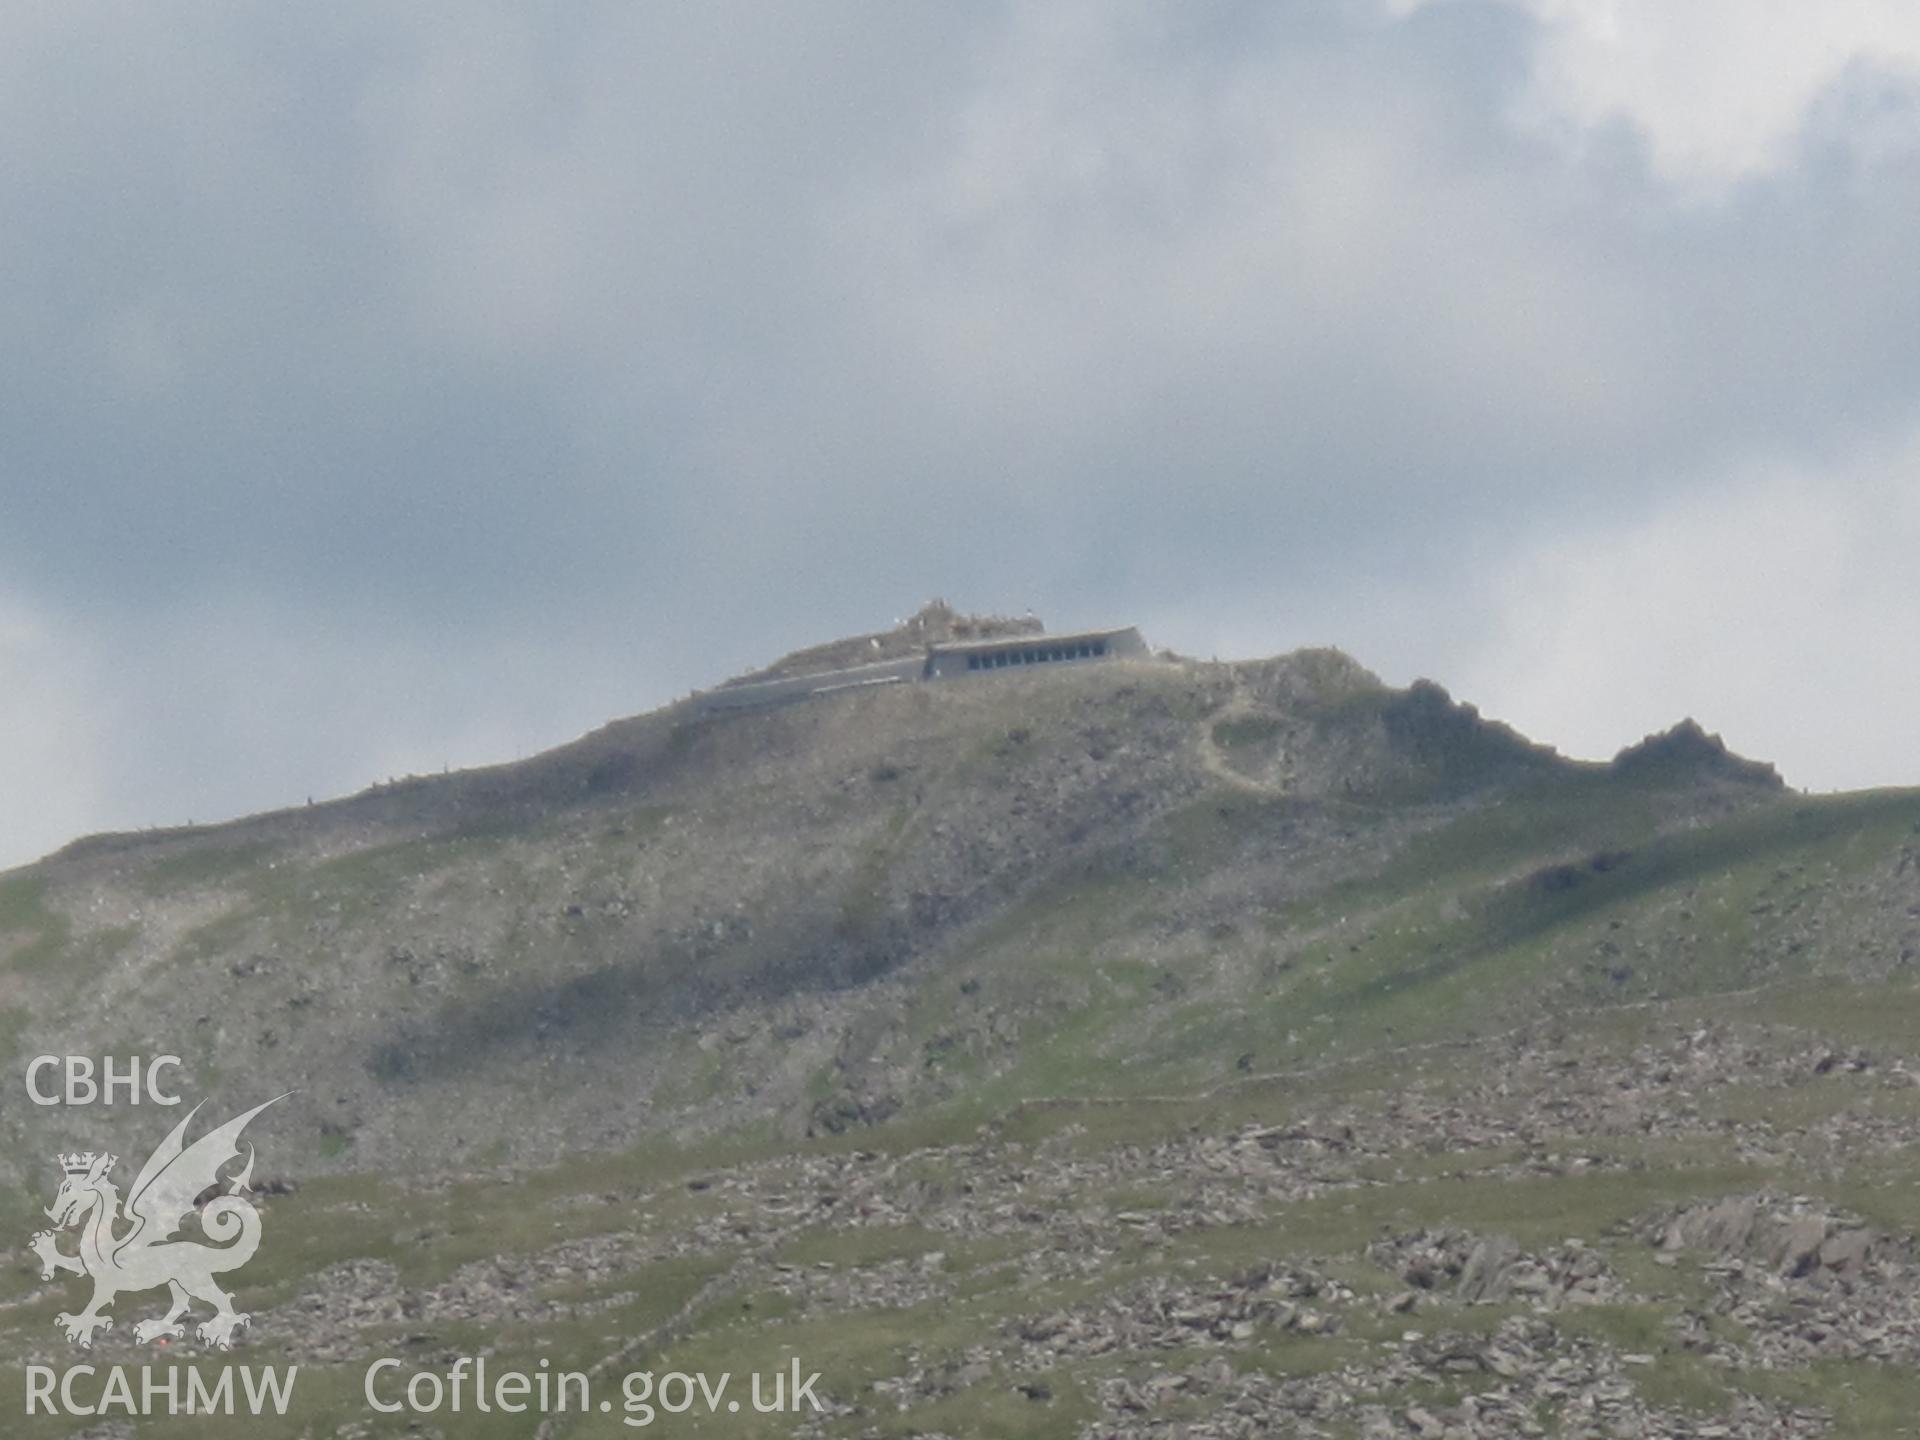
[948,784,1920,1108]
[1751,1360,1920,1437]
[135,842,273,895]
[0,872,71,971]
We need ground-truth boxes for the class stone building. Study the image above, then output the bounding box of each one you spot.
[923,626,1148,679]
[693,624,1151,716]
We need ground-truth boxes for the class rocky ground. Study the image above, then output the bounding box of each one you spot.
[11,989,1917,1437]
[4,616,1919,1436]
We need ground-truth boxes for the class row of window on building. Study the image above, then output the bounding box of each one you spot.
[964,641,1109,671]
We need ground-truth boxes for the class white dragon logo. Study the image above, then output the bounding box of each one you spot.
[28,1095,287,1349]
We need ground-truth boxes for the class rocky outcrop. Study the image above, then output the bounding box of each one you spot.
[1611,718,1784,788]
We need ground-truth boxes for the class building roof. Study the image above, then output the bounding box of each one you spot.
[926,626,1141,656]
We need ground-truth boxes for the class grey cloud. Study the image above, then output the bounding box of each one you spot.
[2,0,1919,865]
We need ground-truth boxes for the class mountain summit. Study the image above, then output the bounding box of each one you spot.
[0,612,1823,1170]
[3,611,1917,1435]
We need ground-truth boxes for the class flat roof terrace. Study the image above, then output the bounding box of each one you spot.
[924,626,1148,676]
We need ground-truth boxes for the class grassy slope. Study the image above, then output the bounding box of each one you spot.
[2,654,1919,1434]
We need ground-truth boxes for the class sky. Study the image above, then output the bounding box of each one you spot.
[4,0,1920,868]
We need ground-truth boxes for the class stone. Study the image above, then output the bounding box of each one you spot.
[1458,1235,1521,1302]
[1818,1228,1871,1273]
[1775,1216,1828,1277]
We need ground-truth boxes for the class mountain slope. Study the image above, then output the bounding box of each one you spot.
[0,640,1814,1175]
[4,619,1920,1436]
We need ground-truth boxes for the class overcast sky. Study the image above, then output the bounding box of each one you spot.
[4,0,1920,869]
